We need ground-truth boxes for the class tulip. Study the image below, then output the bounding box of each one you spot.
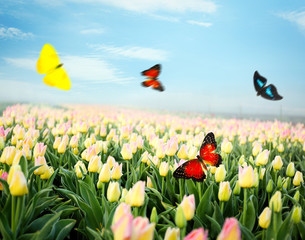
[121,143,132,160]
[111,212,132,240]
[69,135,79,148]
[209,166,217,174]
[132,217,155,240]
[113,202,131,225]
[150,207,158,224]
[88,155,101,173]
[180,194,195,221]
[57,141,67,154]
[0,146,16,165]
[128,181,145,207]
[22,144,32,160]
[252,142,262,157]
[269,191,282,212]
[9,170,28,196]
[260,168,266,180]
[293,171,304,186]
[107,156,116,169]
[238,155,245,165]
[12,150,23,165]
[0,137,4,150]
[0,171,8,191]
[40,166,54,180]
[215,164,226,183]
[166,137,178,156]
[255,149,269,166]
[7,164,21,184]
[239,166,255,188]
[184,228,208,240]
[221,140,233,154]
[34,156,48,175]
[233,180,240,195]
[156,143,166,159]
[111,162,123,180]
[52,136,61,150]
[258,207,271,229]
[278,143,284,152]
[98,163,111,182]
[175,205,186,228]
[33,142,47,158]
[86,146,97,162]
[188,146,198,160]
[294,191,300,203]
[266,179,273,193]
[164,227,180,240]
[218,181,232,202]
[286,162,295,177]
[217,217,241,240]
[272,156,283,170]
[146,176,153,188]
[140,151,149,163]
[74,161,87,178]
[177,144,188,159]
[107,181,121,202]
[159,161,169,177]
[291,206,302,224]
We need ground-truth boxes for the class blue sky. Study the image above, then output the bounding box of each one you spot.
[0,0,305,117]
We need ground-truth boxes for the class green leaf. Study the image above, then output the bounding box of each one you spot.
[0,211,13,240]
[0,178,10,195]
[86,227,103,240]
[277,213,293,240]
[51,219,76,240]
[205,214,221,233]
[32,212,61,240]
[186,179,198,204]
[239,224,256,240]
[196,183,213,221]
[243,196,256,231]
[297,221,305,239]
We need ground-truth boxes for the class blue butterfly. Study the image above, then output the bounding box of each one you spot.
[253,71,283,100]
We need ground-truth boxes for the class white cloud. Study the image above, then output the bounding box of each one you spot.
[278,10,305,29]
[0,27,34,39]
[80,28,104,35]
[187,20,212,27]
[3,55,134,84]
[89,44,169,61]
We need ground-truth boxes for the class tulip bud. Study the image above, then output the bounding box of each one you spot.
[121,143,132,160]
[239,166,255,188]
[217,217,241,240]
[107,156,116,169]
[159,161,169,177]
[272,156,283,170]
[34,156,48,175]
[129,181,145,207]
[175,205,186,228]
[7,164,21,184]
[278,143,284,153]
[210,166,217,174]
[33,142,47,158]
[260,168,266,180]
[294,191,300,203]
[218,181,232,202]
[252,143,262,157]
[238,155,245,165]
[293,171,304,186]
[286,162,295,177]
[156,144,166,159]
[0,146,16,165]
[147,176,153,188]
[233,180,240,195]
[88,155,102,173]
[40,166,54,180]
[255,149,269,166]
[222,141,233,154]
[269,191,282,212]
[75,161,87,178]
[107,181,121,202]
[98,163,111,182]
[259,207,271,229]
[57,141,67,154]
[177,144,188,159]
[180,194,195,221]
[53,137,61,149]
[277,176,282,188]
[215,164,226,183]
[9,170,28,196]
[111,162,122,180]
[166,138,178,156]
[164,227,180,240]
[266,179,273,193]
[291,206,302,224]
[150,207,158,224]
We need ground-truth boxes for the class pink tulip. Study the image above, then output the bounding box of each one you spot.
[217,217,241,240]
[184,228,208,240]
[111,213,133,240]
[33,142,47,158]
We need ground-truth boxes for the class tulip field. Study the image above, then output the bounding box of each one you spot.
[0,104,305,240]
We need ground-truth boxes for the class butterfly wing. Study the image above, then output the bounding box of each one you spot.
[173,158,206,182]
[260,84,283,100]
[152,80,165,91]
[43,67,71,90]
[37,43,61,74]
[253,71,267,92]
[199,132,222,167]
[142,80,156,87]
[141,64,161,79]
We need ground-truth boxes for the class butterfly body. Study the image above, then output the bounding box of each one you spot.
[173,132,222,182]
[141,64,164,91]
[253,71,283,100]
[37,43,71,91]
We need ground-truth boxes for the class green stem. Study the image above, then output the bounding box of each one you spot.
[179,179,183,202]
[181,227,186,239]
[196,182,202,200]
[59,153,63,167]
[11,196,16,237]
[243,188,248,226]
[161,177,165,195]
[134,207,139,217]
[220,201,224,215]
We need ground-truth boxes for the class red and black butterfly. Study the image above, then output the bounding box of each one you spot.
[141,64,164,91]
[173,132,222,182]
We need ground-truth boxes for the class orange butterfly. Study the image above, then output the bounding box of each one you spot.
[141,64,164,91]
[173,132,222,182]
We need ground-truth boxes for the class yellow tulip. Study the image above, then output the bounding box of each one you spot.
[269,191,282,212]
[177,144,188,159]
[9,170,28,196]
[34,156,48,175]
[40,166,54,180]
[180,194,195,221]
[107,181,121,202]
[293,171,304,186]
[98,163,111,182]
[128,181,145,207]
[239,166,255,188]
[121,143,132,160]
[111,163,123,180]
[164,227,180,240]
[286,162,295,177]
[218,181,232,202]
[159,161,169,177]
[259,207,271,229]
[215,164,226,183]
[74,161,87,178]
[88,155,102,173]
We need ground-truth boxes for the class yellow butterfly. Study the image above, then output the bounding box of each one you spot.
[36,43,71,90]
